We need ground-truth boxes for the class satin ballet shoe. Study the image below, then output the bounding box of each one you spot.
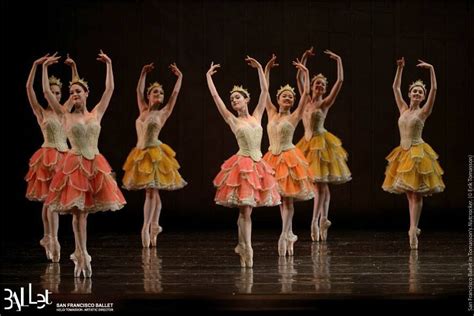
[40,236,52,260]
[72,253,92,278]
[287,233,298,256]
[50,237,61,263]
[408,228,419,250]
[150,225,163,247]
[278,234,288,257]
[141,227,150,248]
[311,220,320,242]
[234,244,247,268]
[320,218,332,241]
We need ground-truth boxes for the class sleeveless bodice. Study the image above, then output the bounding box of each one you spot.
[267,119,295,155]
[398,110,424,150]
[235,124,263,161]
[40,115,68,152]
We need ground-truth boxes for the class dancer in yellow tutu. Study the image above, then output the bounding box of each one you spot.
[382,57,444,249]
[296,47,351,242]
[122,62,186,248]
[263,54,314,257]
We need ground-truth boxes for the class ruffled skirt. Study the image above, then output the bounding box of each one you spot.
[263,148,315,200]
[296,131,351,184]
[382,142,445,195]
[213,155,281,208]
[45,152,126,213]
[25,147,66,202]
[122,144,187,190]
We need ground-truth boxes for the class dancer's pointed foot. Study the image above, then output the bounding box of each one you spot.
[235,244,246,268]
[40,236,52,260]
[71,253,92,278]
[311,220,320,242]
[287,232,298,256]
[150,225,163,247]
[408,227,419,250]
[278,233,288,257]
[141,227,150,248]
[320,218,332,241]
[50,237,61,263]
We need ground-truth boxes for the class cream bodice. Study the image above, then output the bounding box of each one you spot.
[136,114,163,149]
[67,118,101,160]
[398,110,424,150]
[267,119,295,155]
[235,124,263,161]
[40,114,68,152]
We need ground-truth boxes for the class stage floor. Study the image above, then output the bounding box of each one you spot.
[1,230,468,314]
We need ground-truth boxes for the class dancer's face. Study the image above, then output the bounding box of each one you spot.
[230,92,249,111]
[50,84,62,102]
[277,91,295,111]
[312,79,327,95]
[69,84,88,110]
[409,86,425,103]
[148,87,164,107]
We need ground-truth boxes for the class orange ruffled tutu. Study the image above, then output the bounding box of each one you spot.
[122,143,187,190]
[45,152,126,213]
[382,143,445,195]
[25,147,66,202]
[296,132,351,184]
[213,155,281,208]
[263,148,315,200]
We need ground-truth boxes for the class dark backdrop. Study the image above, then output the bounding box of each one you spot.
[3,0,473,242]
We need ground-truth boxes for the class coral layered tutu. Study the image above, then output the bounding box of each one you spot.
[25,147,66,202]
[122,143,187,190]
[263,148,315,200]
[296,132,351,184]
[382,142,445,195]
[45,152,126,213]
[213,155,281,208]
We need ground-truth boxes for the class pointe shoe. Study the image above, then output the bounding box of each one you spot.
[141,228,150,248]
[150,225,163,247]
[83,254,92,278]
[50,237,61,263]
[320,218,332,241]
[71,253,92,278]
[311,221,320,242]
[245,247,253,268]
[408,228,419,250]
[39,237,52,260]
[287,233,298,256]
[278,234,288,257]
[234,244,247,268]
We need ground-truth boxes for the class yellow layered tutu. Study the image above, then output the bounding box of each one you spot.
[296,131,351,184]
[382,142,445,195]
[122,143,187,190]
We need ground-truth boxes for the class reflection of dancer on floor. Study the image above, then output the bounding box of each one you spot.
[142,248,162,293]
[122,62,186,248]
[43,51,126,277]
[41,263,61,293]
[311,242,331,291]
[278,256,297,293]
[235,268,254,294]
[296,47,351,242]
[25,53,79,262]
[207,57,281,268]
[408,250,420,293]
[262,55,314,257]
[382,57,445,249]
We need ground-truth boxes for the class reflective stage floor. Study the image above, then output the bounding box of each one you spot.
[1,230,468,314]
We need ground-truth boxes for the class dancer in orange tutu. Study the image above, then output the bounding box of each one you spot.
[295,47,351,242]
[25,53,79,262]
[43,51,126,277]
[207,57,281,267]
[263,55,314,257]
[383,57,445,249]
[122,62,186,248]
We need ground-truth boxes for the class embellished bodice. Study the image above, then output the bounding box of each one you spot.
[67,118,101,160]
[136,114,163,149]
[235,124,263,161]
[40,115,68,152]
[309,109,327,135]
[267,119,295,155]
[398,110,424,150]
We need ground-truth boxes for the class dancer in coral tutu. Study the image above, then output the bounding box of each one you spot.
[295,47,351,242]
[382,57,445,249]
[25,53,79,262]
[122,62,186,248]
[263,55,314,257]
[43,51,126,277]
[207,57,281,268]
